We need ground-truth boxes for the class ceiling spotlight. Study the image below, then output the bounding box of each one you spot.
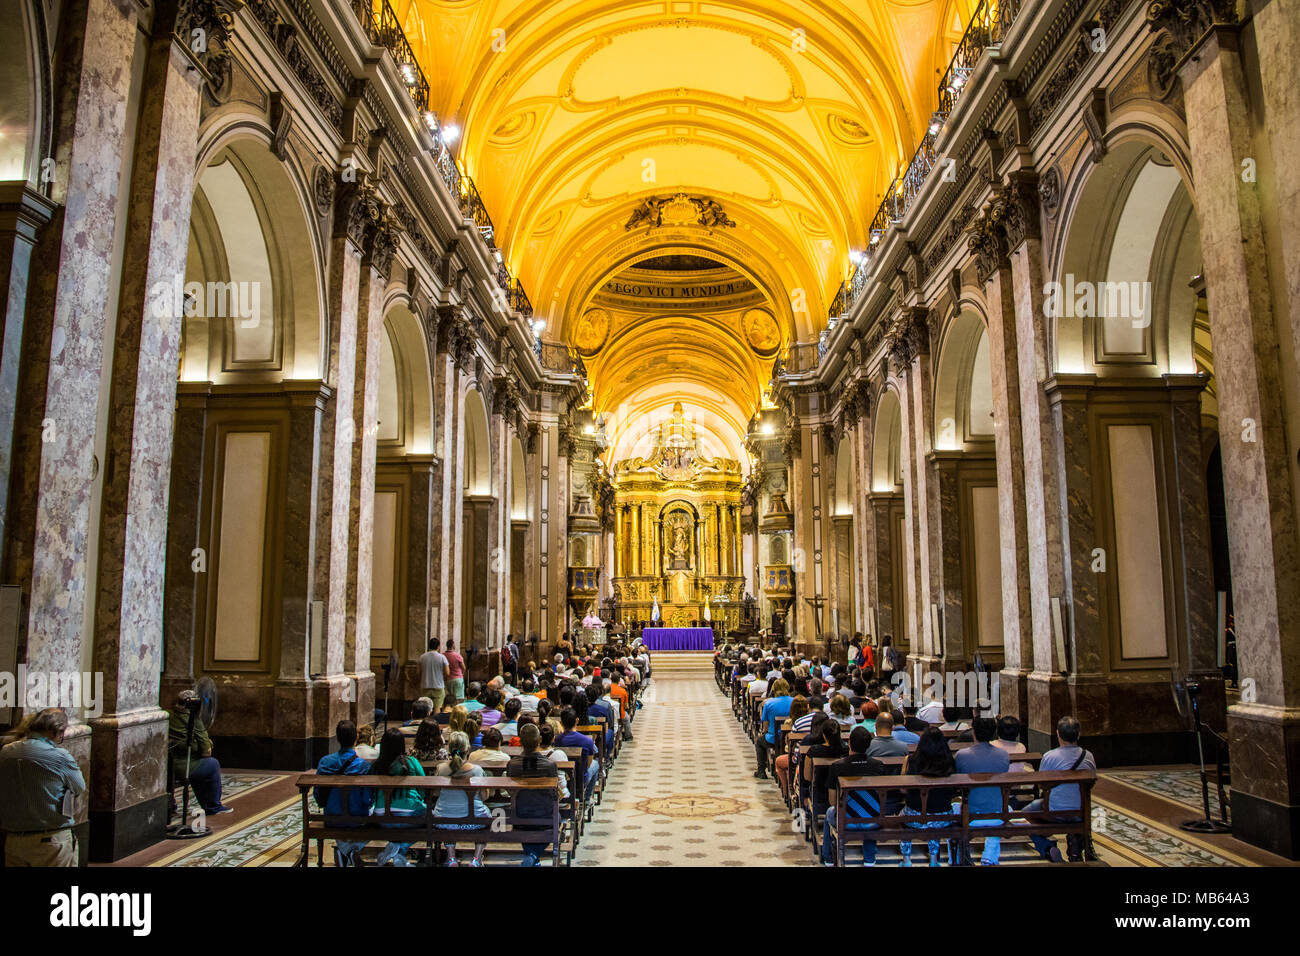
[928,111,946,137]
[761,422,775,436]
[849,250,865,266]
[584,424,596,435]
[441,124,461,145]
[398,61,419,88]
[422,110,438,132]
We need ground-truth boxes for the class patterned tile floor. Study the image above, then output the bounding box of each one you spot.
[138,661,1283,867]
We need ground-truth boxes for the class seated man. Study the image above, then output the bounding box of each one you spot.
[585,684,616,753]
[915,694,945,725]
[993,715,1033,774]
[401,697,433,734]
[496,697,523,741]
[461,683,486,713]
[478,690,504,727]
[516,678,541,715]
[468,727,510,767]
[554,706,599,802]
[953,717,1010,865]
[865,712,909,758]
[822,726,886,865]
[506,724,560,867]
[169,690,232,816]
[1024,715,1095,862]
[313,720,374,867]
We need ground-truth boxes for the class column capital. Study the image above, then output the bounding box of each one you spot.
[0,183,57,242]
[1146,0,1240,65]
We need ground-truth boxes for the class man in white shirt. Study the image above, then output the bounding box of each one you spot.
[516,678,542,714]
[916,694,946,725]
[417,639,449,712]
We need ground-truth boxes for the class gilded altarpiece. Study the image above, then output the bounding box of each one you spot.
[610,404,746,629]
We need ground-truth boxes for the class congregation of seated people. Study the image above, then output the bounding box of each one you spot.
[310,637,651,866]
[716,640,1097,866]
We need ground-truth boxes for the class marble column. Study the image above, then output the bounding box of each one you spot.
[3,0,145,863]
[980,257,1033,726]
[89,20,208,859]
[931,454,966,669]
[1155,14,1300,856]
[1007,218,1073,748]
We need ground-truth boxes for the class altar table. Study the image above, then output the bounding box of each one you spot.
[641,627,714,651]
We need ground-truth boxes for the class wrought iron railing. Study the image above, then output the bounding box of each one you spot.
[796,0,1029,374]
[938,0,1022,114]
[510,280,533,319]
[434,142,462,198]
[781,342,821,375]
[352,0,430,113]
[459,172,495,244]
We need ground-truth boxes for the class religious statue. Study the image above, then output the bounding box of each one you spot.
[666,511,692,570]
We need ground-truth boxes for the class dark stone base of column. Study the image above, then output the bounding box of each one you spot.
[210,734,331,771]
[1231,789,1300,860]
[1227,703,1300,859]
[87,793,169,862]
[468,651,502,683]
[998,668,1030,731]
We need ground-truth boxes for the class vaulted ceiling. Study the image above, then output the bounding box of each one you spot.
[397,0,971,457]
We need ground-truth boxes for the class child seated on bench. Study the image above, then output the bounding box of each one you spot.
[431,731,491,867]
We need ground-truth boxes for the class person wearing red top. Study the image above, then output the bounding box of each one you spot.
[445,639,467,705]
[608,672,632,741]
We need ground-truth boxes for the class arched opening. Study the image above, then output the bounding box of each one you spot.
[871,389,903,493]
[1052,139,1222,681]
[372,302,437,676]
[167,138,326,690]
[0,1,39,182]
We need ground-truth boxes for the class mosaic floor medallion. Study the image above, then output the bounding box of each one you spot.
[634,794,748,819]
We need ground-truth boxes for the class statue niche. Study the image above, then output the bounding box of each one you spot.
[665,508,693,570]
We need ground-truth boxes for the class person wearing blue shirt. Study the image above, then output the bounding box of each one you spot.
[1024,715,1096,861]
[554,706,600,801]
[585,685,616,752]
[313,720,373,867]
[754,678,792,779]
[953,717,1010,864]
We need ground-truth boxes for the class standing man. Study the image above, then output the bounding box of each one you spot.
[0,709,86,866]
[445,639,466,706]
[418,638,450,713]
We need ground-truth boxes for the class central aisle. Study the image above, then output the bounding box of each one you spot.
[573,655,814,867]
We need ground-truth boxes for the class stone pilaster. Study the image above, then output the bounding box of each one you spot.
[0,185,56,564]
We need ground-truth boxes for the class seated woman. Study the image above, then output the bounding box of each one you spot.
[367,727,427,867]
[432,731,491,867]
[411,718,448,764]
[775,695,810,801]
[447,705,469,738]
[828,693,856,729]
[899,727,957,867]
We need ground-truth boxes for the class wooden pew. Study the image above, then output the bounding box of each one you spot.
[827,770,1097,867]
[293,773,565,867]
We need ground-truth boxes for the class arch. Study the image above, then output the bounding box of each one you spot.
[378,299,435,455]
[871,388,904,492]
[1051,139,1203,379]
[0,0,44,183]
[462,388,492,496]
[181,136,326,383]
[933,309,994,451]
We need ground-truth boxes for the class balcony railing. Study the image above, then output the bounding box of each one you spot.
[828,0,1026,327]
[938,0,1022,114]
[509,280,533,319]
[460,173,495,245]
[353,0,430,113]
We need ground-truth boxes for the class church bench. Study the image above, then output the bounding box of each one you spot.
[418,751,585,862]
[293,773,566,867]
[576,723,612,812]
[826,769,1097,867]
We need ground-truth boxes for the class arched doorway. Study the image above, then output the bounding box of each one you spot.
[460,388,492,675]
